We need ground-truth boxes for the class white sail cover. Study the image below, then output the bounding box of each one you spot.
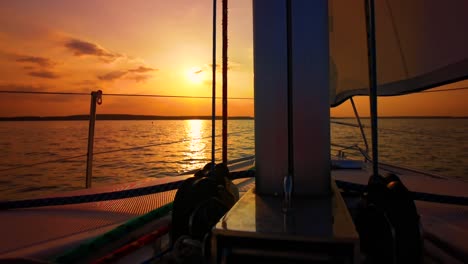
[329,0,468,106]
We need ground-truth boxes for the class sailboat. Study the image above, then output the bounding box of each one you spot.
[0,0,467,263]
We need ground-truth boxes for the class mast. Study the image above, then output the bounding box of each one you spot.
[253,0,330,196]
[222,0,228,164]
[364,0,379,177]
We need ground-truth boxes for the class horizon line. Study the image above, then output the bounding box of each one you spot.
[0,114,467,121]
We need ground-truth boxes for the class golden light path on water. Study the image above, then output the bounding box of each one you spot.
[185,120,207,167]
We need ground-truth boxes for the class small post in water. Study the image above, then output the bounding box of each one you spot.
[86,90,102,188]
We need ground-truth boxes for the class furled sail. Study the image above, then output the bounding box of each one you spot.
[329,0,468,106]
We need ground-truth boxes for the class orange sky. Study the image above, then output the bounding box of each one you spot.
[0,1,466,117]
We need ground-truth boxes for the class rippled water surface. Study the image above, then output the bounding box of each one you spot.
[0,118,466,200]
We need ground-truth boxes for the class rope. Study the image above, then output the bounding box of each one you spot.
[53,202,173,263]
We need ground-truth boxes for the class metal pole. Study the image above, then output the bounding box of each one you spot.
[86,90,102,188]
[222,0,228,164]
[211,0,217,170]
[282,0,294,208]
[364,0,379,177]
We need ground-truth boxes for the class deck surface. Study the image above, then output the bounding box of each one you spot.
[1,161,466,262]
[0,175,254,259]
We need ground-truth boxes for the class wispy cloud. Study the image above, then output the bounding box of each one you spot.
[127,75,152,83]
[128,66,157,73]
[16,55,56,67]
[97,66,157,82]
[97,70,127,81]
[13,54,60,79]
[64,38,121,62]
[28,70,60,79]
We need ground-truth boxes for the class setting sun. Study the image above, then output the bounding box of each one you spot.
[187,67,205,84]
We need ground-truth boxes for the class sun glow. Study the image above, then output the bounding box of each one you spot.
[187,67,204,84]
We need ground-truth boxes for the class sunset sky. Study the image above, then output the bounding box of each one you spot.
[0,0,466,117]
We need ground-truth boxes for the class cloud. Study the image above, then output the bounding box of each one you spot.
[97,70,127,81]
[97,66,157,82]
[15,55,56,67]
[12,54,60,79]
[128,66,157,73]
[28,70,60,79]
[127,75,152,83]
[204,62,239,72]
[64,38,121,62]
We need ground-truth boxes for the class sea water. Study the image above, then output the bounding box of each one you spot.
[0,118,466,200]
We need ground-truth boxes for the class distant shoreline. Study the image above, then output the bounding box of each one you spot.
[0,114,254,121]
[0,114,466,121]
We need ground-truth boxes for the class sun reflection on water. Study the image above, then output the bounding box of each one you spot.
[184,119,207,167]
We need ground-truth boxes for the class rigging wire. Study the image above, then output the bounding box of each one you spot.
[331,120,463,140]
[0,86,465,99]
[419,87,468,93]
[222,0,228,164]
[0,90,89,96]
[350,97,369,153]
[211,0,217,169]
[0,90,253,100]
